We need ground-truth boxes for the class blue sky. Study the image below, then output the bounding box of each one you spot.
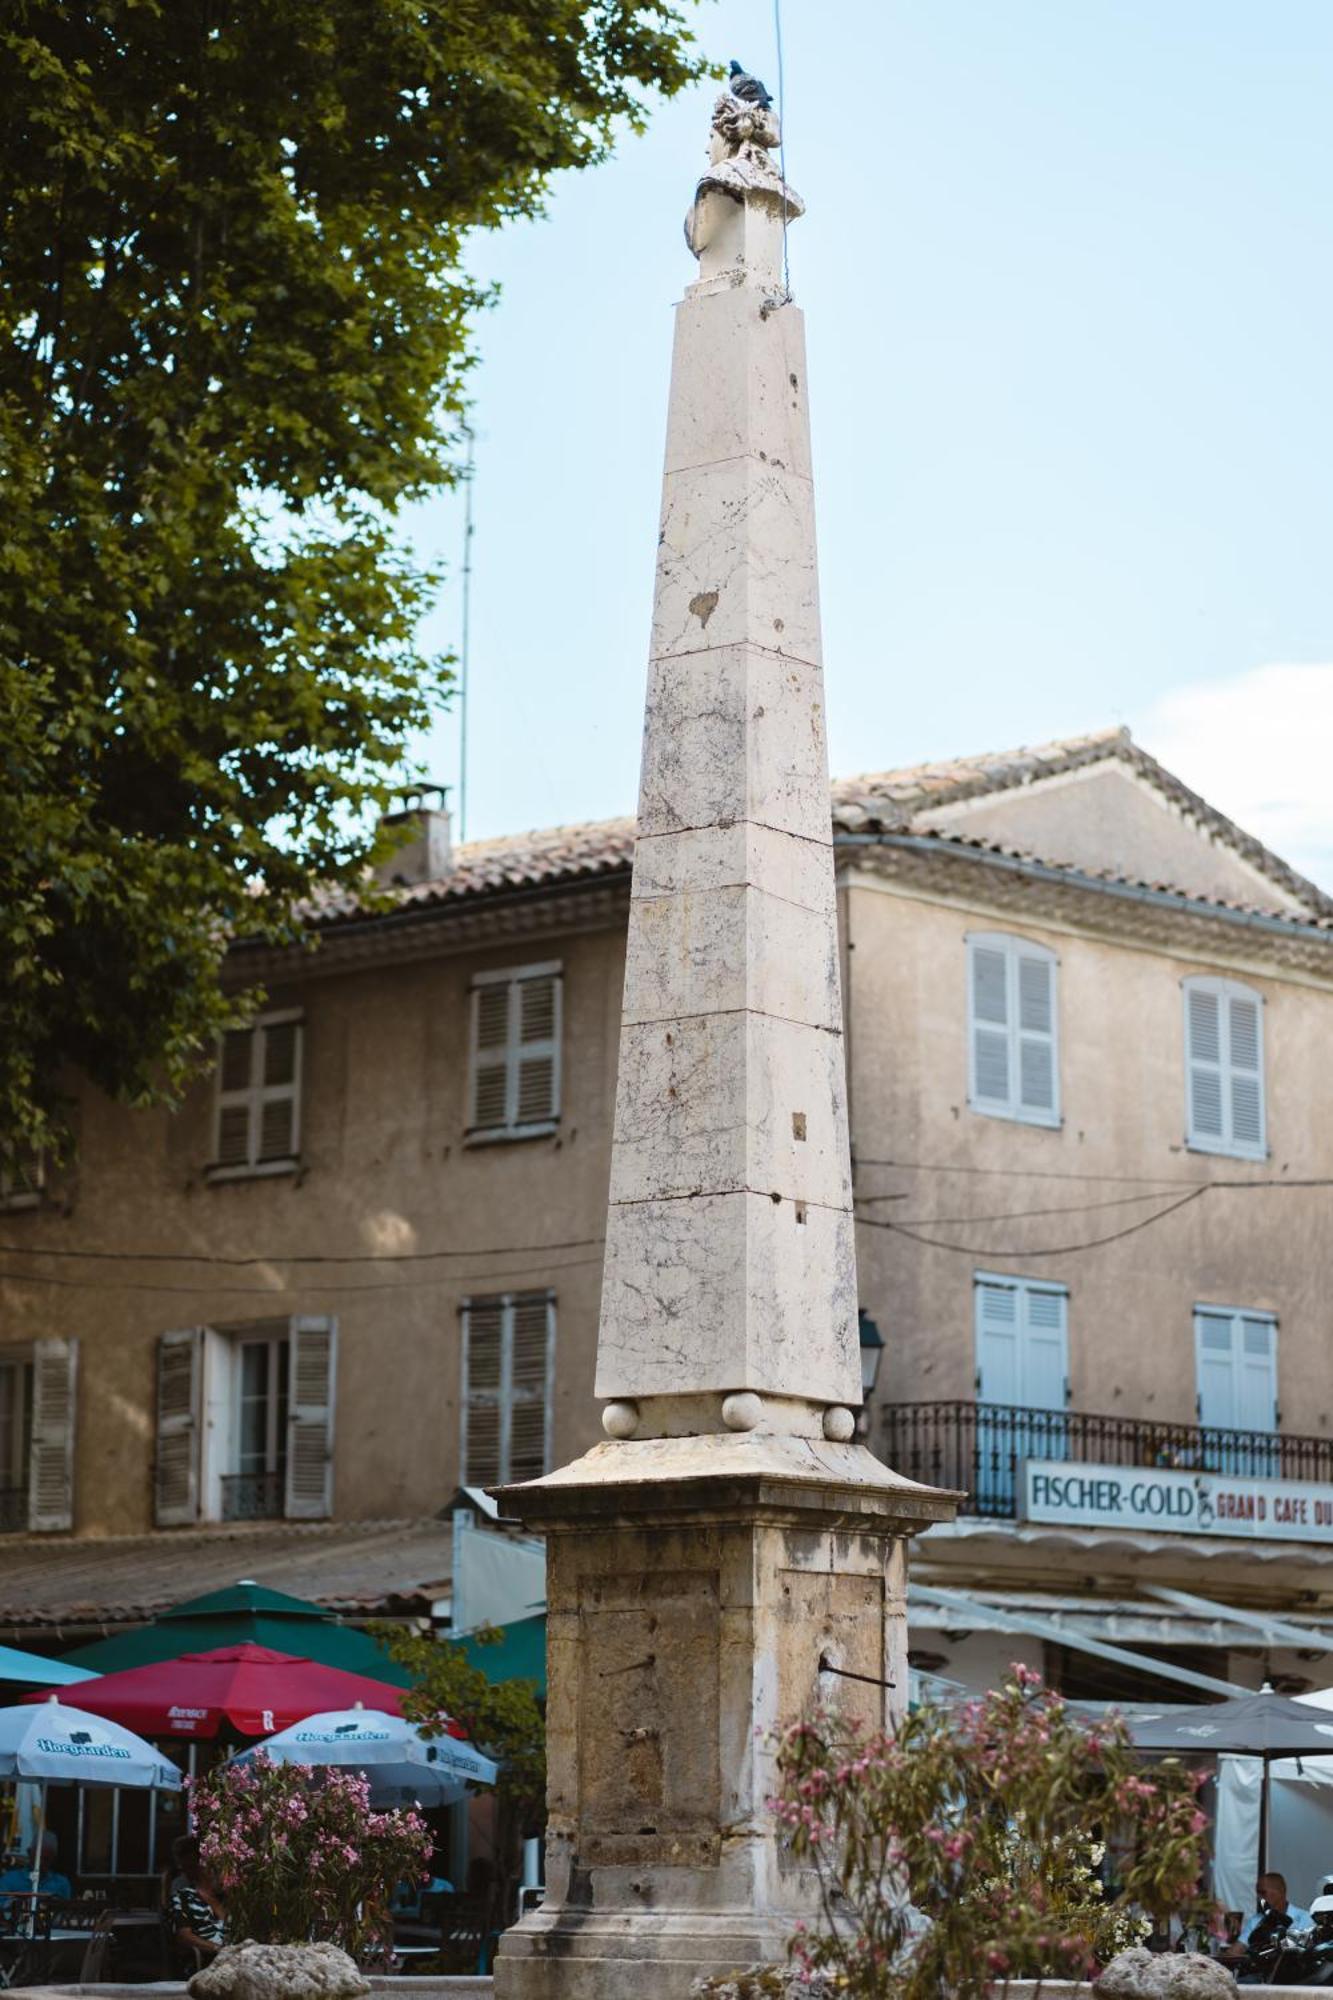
[405,1,1333,885]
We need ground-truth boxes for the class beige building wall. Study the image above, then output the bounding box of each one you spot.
[844,872,1333,1438]
[4,761,1332,1560]
[0,916,628,1536]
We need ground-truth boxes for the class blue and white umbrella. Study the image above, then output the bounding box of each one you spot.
[233,1705,498,1805]
[0,1696,180,1919]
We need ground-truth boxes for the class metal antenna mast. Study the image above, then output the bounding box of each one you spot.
[458,426,476,844]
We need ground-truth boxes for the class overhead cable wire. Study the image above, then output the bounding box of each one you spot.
[0,1252,606,1299]
[854,1188,1181,1225]
[859,1186,1208,1258]
[0,1231,605,1268]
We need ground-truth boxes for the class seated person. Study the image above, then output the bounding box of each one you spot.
[1217,1872,1312,1969]
[0,1832,72,1914]
[167,1835,226,1961]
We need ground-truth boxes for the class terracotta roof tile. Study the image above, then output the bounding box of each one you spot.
[303,729,1332,935]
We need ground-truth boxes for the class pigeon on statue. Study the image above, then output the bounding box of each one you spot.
[728,60,773,111]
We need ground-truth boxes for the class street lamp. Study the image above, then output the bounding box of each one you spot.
[856,1308,885,1439]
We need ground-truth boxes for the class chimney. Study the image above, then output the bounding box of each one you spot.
[375,783,452,887]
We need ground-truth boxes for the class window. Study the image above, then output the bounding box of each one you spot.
[155,1317,335,1526]
[212,1012,303,1177]
[0,1340,77,1534]
[1184,977,1266,1159]
[0,1146,43,1213]
[966,934,1059,1128]
[467,965,561,1139]
[461,1292,554,1487]
[231,1330,291,1520]
[1195,1307,1278,1466]
[974,1275,1068,1514]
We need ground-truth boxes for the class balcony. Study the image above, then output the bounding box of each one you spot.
[220,1471,284,1522]
[0,1486,26,1534]
[882,1400,1333,1524]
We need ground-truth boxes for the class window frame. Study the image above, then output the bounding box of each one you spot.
[208,1008,304,1182]
[1193,1303,1279,1433]
[1182,975,1267,1161]
[965,932,1061,1130]
[460,1290,556,1487]
[0,1147,44,1214]
[464,962,563,1145]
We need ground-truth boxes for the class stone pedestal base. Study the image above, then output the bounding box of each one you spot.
[493,1432,955,2000]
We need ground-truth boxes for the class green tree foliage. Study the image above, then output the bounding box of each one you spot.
[387,1624,545,1915]
[0,0,706,1160]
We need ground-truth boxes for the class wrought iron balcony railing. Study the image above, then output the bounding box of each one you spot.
[0,1485,27,1534]
[220,1470,284,1522]
[880,1400,1333,1522]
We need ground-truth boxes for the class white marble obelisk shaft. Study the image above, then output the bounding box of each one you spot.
[596,113,860,1433]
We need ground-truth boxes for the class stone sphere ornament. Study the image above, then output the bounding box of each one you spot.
[602,1400,639,1440]
[822,1404,856,1442]
[721,1391,763,1432]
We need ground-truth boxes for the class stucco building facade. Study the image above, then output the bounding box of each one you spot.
[4,726,1333,1706]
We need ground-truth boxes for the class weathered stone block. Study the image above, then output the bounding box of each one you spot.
[606,1012,852,1209]
[596,1187,858,1403]
[636,646,831,846]
[632,822,832,910]
[662,287,813,481]
[650,461,822,667]
[620,883,841,1035]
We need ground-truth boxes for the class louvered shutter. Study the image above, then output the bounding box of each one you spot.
[1186,988,1225,1144]
[285,1316,336,1519]
[508,1296,552,1482]
[470,985,511,1131]
[216,1029,255,1167]
[463,1301,505,1485]
[970,947,1010,1108]
[974,1281,1020,1404]
[1016,953,1056,1117]
[29,1338,77,1532]
[1195,1311,1237,1428]
[1020,1287,1067,1411]
[156,1329,203,1526]
[1237,1314,1278,1433]
[1228,995,1264,1152]
[515,976,559,1126]
[258,1019,301,1162]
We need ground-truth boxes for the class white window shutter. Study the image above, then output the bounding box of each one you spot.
[508,1296,553,1482]
[1016,953,1056,1117]
[1184,979,1266,1157]
[156,1329,203,1526]
[515,977,560,1126]
[1228,996,1264,1152]
[1238,1314,1278,1432]
[1186,987,1225,1143]
[1020,1287,1067,1410]
[468,967,562,1135]
[970,946,1010,1108]
[29,1338,77,1533]
[974,1281,1020,1404]
[285,1316,336,1519]
[462,1301,505,1486]
[470,985,512,1131]
[258,1020,302,1162]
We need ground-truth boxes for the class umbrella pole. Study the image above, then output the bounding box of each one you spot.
[1259,1758,1270,1878]
[26,1780,47,1940]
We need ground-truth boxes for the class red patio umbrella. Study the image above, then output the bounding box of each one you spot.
[23,1643,417,1740]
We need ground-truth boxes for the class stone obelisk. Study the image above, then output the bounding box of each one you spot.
[494,84,955,2000]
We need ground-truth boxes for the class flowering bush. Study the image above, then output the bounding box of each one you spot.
[191,1753,433,1958]
[769,1666,1208,1999]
